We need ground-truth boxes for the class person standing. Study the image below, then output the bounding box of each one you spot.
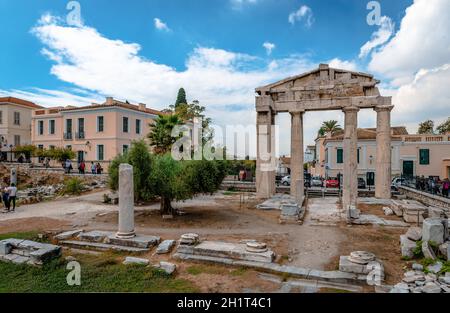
[2,186,10,212]
[80,161,86,174]
[443,179,450,198]
[7,183,17,212]
[91,162,96,175]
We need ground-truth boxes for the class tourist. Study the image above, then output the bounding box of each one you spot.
[2,186,10,212]
[80,161,86,174]
[442,179,449,198]
[7,183,17,212]
[44,157,50,168]
[91,162,96,174]
[96,163,103,175]
[65,159,73,174]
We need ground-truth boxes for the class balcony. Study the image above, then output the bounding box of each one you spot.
[64,132,73,140]
[76,132,85,140]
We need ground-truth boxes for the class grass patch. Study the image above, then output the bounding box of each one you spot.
[0,231,45,242]
[230,267,247,277]
[0,253,198,293]
[62,177,85,195]
[222,191,235,196]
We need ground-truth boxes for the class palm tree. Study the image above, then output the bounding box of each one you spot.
[148,114,182,154]
[318,120,342,136]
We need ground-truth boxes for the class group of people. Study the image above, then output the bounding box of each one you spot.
[0,183,17,213]
[415,176,450,198]
[62,160,103,175]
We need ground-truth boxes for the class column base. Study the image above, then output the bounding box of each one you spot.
[116,231,136,239]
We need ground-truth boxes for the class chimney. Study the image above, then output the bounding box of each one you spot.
[105,97,114,105]
[138,103,146,111]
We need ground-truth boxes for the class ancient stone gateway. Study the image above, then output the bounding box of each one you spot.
[255,64,393,218]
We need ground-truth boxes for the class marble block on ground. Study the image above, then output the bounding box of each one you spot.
[78,231,113,243]
[190,241,275,263]
[123,256,149,265]
[55,229,84,241]
[156,240,176,254]
[422,218,445,245]
[107,234,160,249]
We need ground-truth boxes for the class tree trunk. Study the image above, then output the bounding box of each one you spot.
[160,197,174,216]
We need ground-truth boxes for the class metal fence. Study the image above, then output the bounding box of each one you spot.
[399,175,450,198]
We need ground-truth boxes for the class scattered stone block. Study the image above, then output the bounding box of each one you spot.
[390,283,409,293]
[405,227,422,241]
[156,240,176,254]
[180,233,199,245]
[245,242,268,253]
[123,257,149,265]
[339,256,371,274]
[349,207,361,219]
[0,242,12,255]
[55,229,84,241]
[400,235,416,258]
[422,282,441,293]
[78,231,112,243]
[422,218,445,245]
[157,261,176,275]
[107,234,160,249]
[422,241,436,260]
[438,242,449,260]
[348,251,376,265]
[427,261,443,274]
[412,263,423,271]
[383,207,394,216]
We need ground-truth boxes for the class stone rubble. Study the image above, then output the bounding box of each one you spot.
[156,261,177,275]
[0,238,61,265]
[156,240,176,254]
[391,264,449,293]
[123,256,149,265]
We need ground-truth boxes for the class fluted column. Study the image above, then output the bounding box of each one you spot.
[375,105,394,199]
[342,106,359,217]
[290,111,304,203]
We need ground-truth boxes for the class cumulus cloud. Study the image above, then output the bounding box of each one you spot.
[368,0,450,86]
[154,18,170,32]
[288,5,314,28]
[262,42,275,55]
[327,58,359,72]
[359,16,394,59]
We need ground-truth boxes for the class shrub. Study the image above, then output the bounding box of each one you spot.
[63,178,85,195]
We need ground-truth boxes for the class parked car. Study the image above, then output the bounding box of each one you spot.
[311,176,323,187]
[325,177,340,188]
[281,175,291,186]
[391,177,406,189]
[304,173,312,188]
[358,178,366,189]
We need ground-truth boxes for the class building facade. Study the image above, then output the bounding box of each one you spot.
[310,127,450,181]
[0,97,42,160]
[31,97,161,167]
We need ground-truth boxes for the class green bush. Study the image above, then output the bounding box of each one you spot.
[63,178,85,195]
[413,240,424,258]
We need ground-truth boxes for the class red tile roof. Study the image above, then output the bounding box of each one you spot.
[0,97,43,109]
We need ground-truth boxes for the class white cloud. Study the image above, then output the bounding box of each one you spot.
[327,58,359,72]
[359,16,394,59]
[154,18,170,32]
[262,42,275,55]
[288,5,314,28]
[368,0,450,86]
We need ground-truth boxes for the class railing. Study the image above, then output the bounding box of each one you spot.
[399,175,450,199]
[63,132,73,140]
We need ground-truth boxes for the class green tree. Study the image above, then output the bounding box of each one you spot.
[148,114,183,155]
[174,87,187,108]
[436,118,450,134]
[418,120,434,134]
[37,147,75,162]
[13,145,37,160]
[318,120,342,136]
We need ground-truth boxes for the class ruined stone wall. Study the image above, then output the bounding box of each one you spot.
[398,186,450,209]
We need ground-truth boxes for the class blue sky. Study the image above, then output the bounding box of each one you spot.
[1,0,449,156]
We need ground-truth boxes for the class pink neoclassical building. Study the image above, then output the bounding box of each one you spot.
[31,97,161,168]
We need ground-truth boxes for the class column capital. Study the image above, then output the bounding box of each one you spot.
[289,110,305,116]
[342,106,360,113]
[374,105,394,113]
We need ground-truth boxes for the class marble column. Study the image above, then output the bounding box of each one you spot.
[116,163,136,239]
[256,111,276,199]
[342,106,359,217]
[375,105,394,199]
[10,168,17,186]
[290,111,304,203]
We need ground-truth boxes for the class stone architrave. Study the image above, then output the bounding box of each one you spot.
[290,111,304,203]
[375,104,394,200]
[10,168,17,186]
[342,106,359,218]
[116,164,136,239]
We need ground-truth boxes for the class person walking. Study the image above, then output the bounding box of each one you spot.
[7,183,17,212]
[96,163,103,175]
[443,179,450,198]
[91,162,96,175]
[2,186,10,212]
[80,161,86,174]
[65,159,73,174]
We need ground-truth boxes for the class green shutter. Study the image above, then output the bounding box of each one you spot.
[419,149,430,165]
[337,148,343,164]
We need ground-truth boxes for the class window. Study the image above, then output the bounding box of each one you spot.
[0,110,2,124]
[337,148,343,164]
[66,119,72,133]
[357,148,360,164]
[49,120,55,135]
[14,112,20,125]
[123,117,129,133]
[97,145,104,161]
[49,145,55,150]
[14,135,20,146]
[38,145,44,150]
[136,119,141,134]
[419,149,430,165]
[97,116,104,132]
[123,145,129,154]
[78,118,85,139]
[38,120,44,135]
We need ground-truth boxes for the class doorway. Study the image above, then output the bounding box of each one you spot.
[402,161,414,178]
[77,151,84,163]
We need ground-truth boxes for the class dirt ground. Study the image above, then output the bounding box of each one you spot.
[0,191,410,292]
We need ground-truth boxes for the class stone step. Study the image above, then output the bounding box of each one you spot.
[60,240,149,253]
